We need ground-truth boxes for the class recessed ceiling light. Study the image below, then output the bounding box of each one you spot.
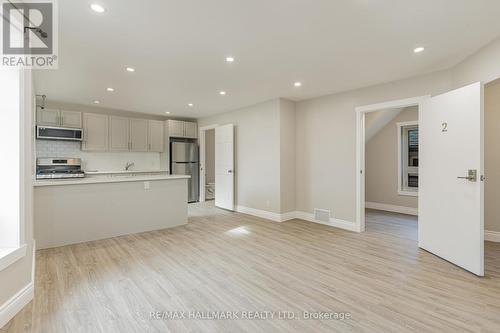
[294,82,302,87]
[106,87,114,92]
[93,100,100,104]
[188,103,194,107]
[413,47,425,53]
[90,4,105,13]
[219,91,226,95]
[225,56,235,63]
[165,111,171,114]
[126,67,135,72]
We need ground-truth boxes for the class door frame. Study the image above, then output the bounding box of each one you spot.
[198,124,218,202]
[355,95,430,232]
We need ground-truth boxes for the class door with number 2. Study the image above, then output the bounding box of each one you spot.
[419,82,484,276]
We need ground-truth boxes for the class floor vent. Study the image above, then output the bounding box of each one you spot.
[314,209,330,222]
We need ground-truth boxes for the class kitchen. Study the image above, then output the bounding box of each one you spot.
[33,96,200,249]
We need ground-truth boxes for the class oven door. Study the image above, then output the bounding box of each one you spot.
[36,126,83,141]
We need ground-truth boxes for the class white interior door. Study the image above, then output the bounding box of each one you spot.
[215,124,234,210]
[419,82,484,276]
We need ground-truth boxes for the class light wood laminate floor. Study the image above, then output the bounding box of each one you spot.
[3,203,500,332]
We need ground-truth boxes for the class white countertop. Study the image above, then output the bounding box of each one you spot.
[34,174,190,187]
[84,170,169,175]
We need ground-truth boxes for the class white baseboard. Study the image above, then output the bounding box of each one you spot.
[365,202,418,216]
[0,241,35,329]
[235,206,285,222]
[235,206,358,232]
[485,230,500,243]
[0,283,34,330]
[293,211,359,232]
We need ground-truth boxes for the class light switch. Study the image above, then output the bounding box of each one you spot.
[144,181,150,190]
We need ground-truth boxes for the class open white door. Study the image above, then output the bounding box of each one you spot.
[420,82,484,276]
[215,124,234,211]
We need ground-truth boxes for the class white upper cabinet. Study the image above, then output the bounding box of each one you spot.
[36,108,61,127]
[148,120,164,152]
[82,113,108,151]
[168,120,185,137]
[60,110,82,128]
[109,116,130,151]
[37,108,82,128]
[129,119,149,152]
[184,121,198,138]
[167,120,198,139]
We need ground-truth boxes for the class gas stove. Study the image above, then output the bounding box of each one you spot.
[36,158,85,180]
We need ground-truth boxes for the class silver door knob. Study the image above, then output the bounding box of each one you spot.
[228,170,233,173]
[457,169,477,182]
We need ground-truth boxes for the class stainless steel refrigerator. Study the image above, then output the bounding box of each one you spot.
[171,142,199,202]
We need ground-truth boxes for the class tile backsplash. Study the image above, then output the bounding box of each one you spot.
[36,140,163,171]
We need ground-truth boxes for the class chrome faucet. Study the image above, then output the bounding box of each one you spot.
[125,162,135,171]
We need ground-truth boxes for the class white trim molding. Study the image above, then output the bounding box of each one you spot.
[366,202,418,216]
[293,211,359,232]
[0,282,34,329]
[0,241,35,329]
[0,244,27,272]
[355,95,430,232]
[235,206,358,232]
[235,206,286,222]
[485,230,500,243]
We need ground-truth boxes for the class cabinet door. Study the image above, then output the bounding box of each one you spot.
[168,120,185,138]
[184,121,198,138]
[129,119,149,151]
[82,113,109,151]
[60,110,82,128]
[109,116,130,151]
[148,120,164,152]
[37,108,60,126]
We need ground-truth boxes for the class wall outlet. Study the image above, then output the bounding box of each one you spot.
[144,181,150,190]
[266,200,270,208]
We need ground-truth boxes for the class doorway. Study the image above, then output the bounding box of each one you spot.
[364,105,419,233]
[199,124,218,202]
[198,123,235,211]
[204,129,216,201]
[356,96,429,232]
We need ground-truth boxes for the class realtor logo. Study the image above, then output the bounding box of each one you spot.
[1,0,58,68]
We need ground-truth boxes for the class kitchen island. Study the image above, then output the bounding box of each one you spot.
[34,174,190,249]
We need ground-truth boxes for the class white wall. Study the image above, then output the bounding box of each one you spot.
[279,99,296,214]
[198,99,282,213]
[365,107,418,209]
[198,98,297,214]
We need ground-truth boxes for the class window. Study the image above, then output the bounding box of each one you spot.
[398,121,418,196]
[0,68,30,271]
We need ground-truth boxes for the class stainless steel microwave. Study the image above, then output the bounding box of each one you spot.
[36,126,83,141]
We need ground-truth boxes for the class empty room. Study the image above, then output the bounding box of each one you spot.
[1,1,500,332]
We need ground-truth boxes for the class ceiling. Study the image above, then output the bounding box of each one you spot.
[34,0,500,118]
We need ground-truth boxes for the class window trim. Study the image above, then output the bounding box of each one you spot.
[397,121,419,197]
[0,244,27,272]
